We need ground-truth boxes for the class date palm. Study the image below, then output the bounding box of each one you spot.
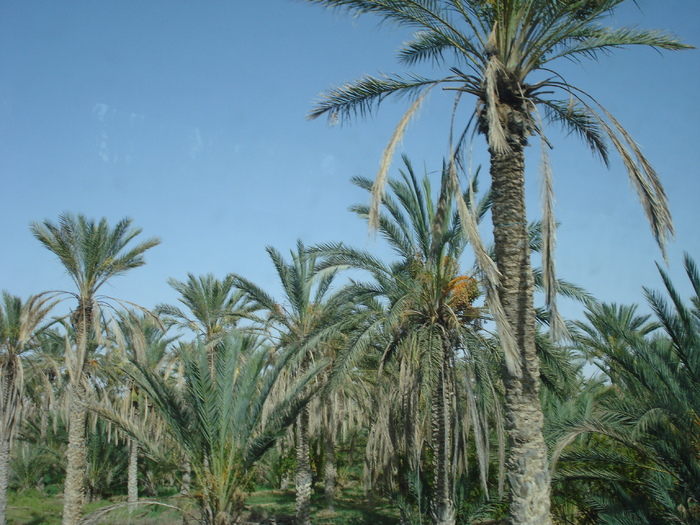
[31,213,159,525]
[231,241,346,525]
[0,292,56,525]
[156,273,254,381]
[124,333,312,525]
[305,2,690,522]
[319,159,495,524]
[556,256,700,523]
[104,312,176,512]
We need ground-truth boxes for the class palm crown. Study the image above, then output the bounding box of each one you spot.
[308,0,690,301]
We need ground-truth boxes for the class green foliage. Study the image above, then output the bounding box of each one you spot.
[556,254,700,524]
[126,332,317,524]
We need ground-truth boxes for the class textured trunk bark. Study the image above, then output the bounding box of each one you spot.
[62,385,88,525]
[128,438,139,513]
[295,406,312,525]
[62,300,92,525]
[431,351,455,525]
[180,454,191,525]
[0,438,10,525]
[323,404,336,512]
[180,454,191,496]
[37,392,49,493]
[489,146,552,525]
[0,360,17,525]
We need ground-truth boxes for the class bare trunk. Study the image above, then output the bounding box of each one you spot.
[323,422,338,511]
[295,406,312,525]
[37,391,50,493]
[431,349,455,525]
[0,360,18,525]
[180,454,191,525]
[62,300,92,525]
[490,145,551,525]
[62,384,88,525]
[128,438,139,513]
[180,454,191,496]
[0,438,10,525]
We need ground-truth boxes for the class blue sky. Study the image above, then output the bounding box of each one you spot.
[1,0,698,321]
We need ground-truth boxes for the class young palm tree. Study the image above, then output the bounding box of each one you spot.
[31,213,159,525]
[124,333,311,525]
[231,241,347,525]
[304,2,690,522]
[103,312,176,513]
[0,292,56,525]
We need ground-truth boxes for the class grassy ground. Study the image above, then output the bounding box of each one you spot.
[6,486,399,524]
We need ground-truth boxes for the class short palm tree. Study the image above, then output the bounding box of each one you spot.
[103,312,176,512]
[304,2,690,521]
[31,213,159,525]
[0,292,56,525]
[125,333,311,525]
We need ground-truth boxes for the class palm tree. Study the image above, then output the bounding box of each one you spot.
[304,2,690,522]
[555,258,700,523]
[319,159,495,524]
[156,273,254,381]
[124,333,311,525]
[103,312,176,513]
[0,292,56,525]
[31,213,159,525]
[231,241,347,525]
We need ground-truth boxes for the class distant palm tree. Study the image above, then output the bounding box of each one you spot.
[0,292,56,525]
[156,273,255,380]
[231,241,346,525]
[305,2,690,521]
[105,312,176,513]
[31,213,159,525]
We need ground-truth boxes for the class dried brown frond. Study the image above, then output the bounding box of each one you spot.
[369,86,434,233]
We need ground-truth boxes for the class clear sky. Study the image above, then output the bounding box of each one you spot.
[1,0,698,322]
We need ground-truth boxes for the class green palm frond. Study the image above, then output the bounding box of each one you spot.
[540,98,609,163]
[548,26,691,63]
[309,72,441,122]
[558,258,700,522]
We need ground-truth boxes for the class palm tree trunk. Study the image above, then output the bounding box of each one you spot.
[489,145,552,525]
[180,454,191,525]
[295,406,312,525]
[431,351,455,525]
[128,438,139,513]
[323,403,336,512]
[0,438,10,525]
[62,384,88,525]
[37,390,50,493]
[0,361,18,525]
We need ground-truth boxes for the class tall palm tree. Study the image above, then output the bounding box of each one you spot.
[0,292,56,525]
[156,273,254,381]
[304,2,690,522]
[319,159,494,524]
[231,241,346,525]
[31,213,159,525]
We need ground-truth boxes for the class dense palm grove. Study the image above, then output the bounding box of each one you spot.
[1,2,695,525]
